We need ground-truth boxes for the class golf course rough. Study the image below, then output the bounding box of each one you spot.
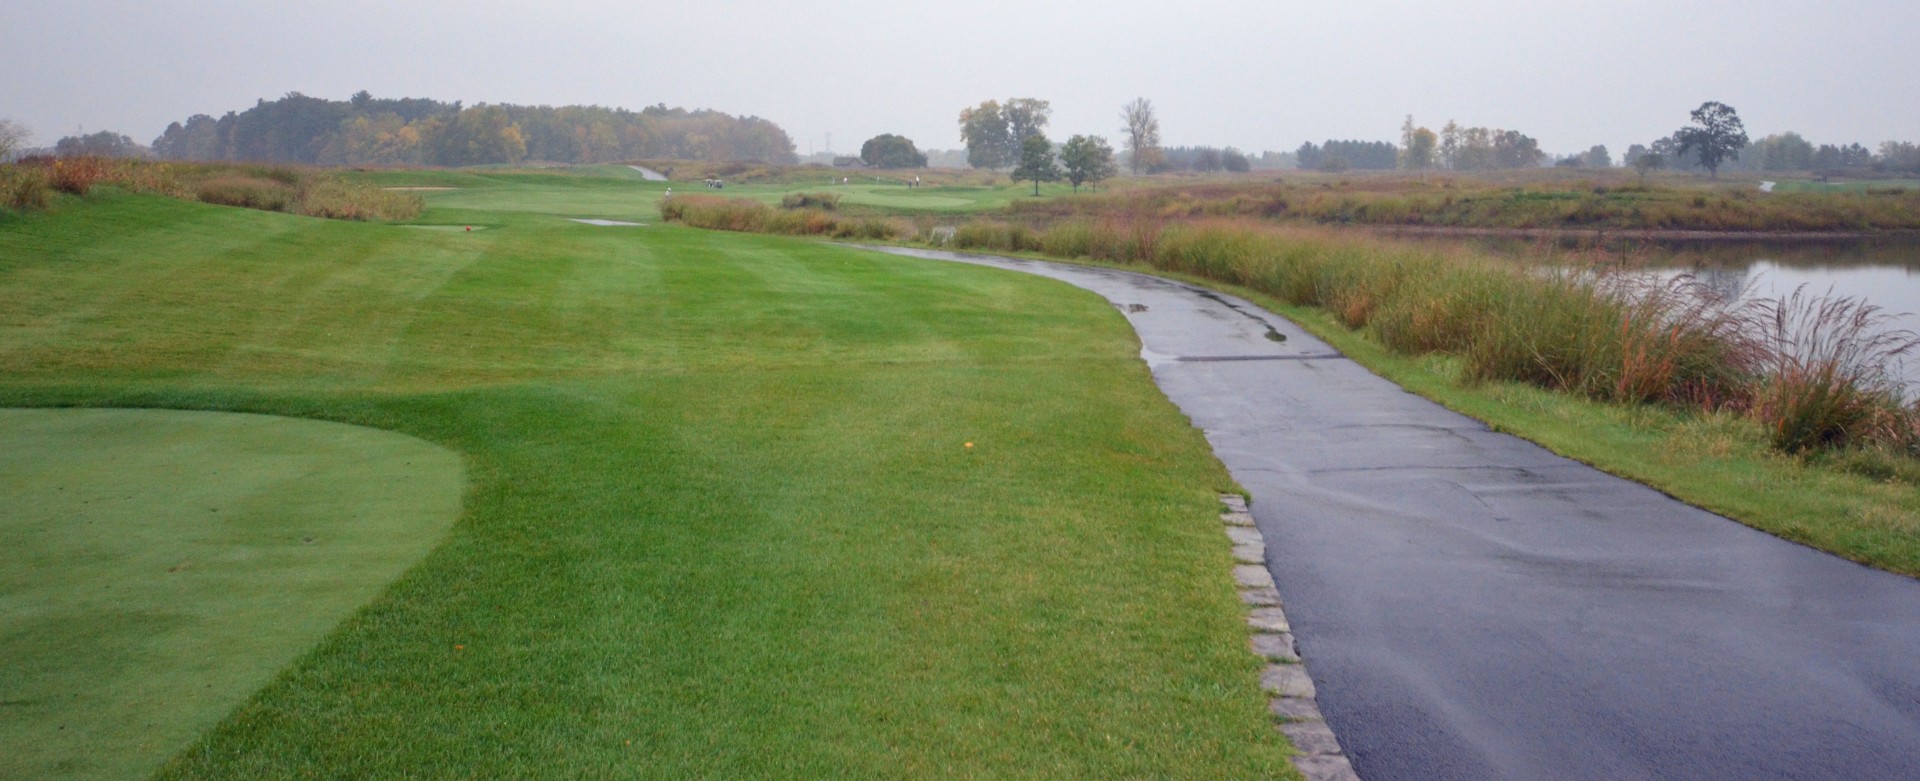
[0,408,464,781]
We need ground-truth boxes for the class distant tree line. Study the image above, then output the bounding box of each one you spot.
[1158,146,1251,173]
[148,91,797,166]
[55,130,151,159]
[1624,135,1913,176]
[1297,140,1399,171]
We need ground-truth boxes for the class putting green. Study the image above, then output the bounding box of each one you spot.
[0,408,463,781]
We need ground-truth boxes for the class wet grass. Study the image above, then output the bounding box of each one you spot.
[0,409,462,781]
[0,191,1295,778]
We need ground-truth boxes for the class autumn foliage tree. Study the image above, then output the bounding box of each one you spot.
[150,92,797,166]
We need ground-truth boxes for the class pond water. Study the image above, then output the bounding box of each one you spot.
[1460,236,1920,390]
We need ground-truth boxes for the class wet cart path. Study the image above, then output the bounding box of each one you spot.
[856,246,1920,781]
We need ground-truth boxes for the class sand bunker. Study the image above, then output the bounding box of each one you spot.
[569,218,645,226]
[383,186,460,191]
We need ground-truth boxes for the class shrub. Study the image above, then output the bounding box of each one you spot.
[197,176,298,212]
[779,192,841,210]
[660,194,904,240]
[0,165,55,210]
[662,195,769,232]
[48,157,110,195]
[296,176,423,221]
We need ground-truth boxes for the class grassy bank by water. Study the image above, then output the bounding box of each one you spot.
[1012,171,1920,233]
[0,188,1294,778]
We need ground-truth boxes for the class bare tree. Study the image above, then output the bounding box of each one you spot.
[1120,98,1162,174]
[0,119,30,162]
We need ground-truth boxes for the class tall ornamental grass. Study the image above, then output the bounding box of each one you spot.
[0,158,422,221]
[662,194,903,240]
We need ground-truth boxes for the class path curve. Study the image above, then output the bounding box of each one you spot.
[628,165,668,181]
[854,245,1920,781]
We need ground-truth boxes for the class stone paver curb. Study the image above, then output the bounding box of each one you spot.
[1293,754,1363,781]
[1261,664,1316,698]
[1233,564,1276,589]
[1251,632,1298,662]
[1219,494,1363,781]
[1247,606,1290,632]
[1240,587,1283,607]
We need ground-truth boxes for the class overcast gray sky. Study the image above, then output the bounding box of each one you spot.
[5,0,1916,157]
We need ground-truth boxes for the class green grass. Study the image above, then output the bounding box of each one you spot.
[356,163,1072,222]
[1770,179,1920,193]
[0,189,1294,778]
[0,408,462,781]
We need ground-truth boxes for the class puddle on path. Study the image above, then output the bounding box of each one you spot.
[1194,290,1287,342]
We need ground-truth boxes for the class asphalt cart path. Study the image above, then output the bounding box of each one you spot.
[856,245,1920,781]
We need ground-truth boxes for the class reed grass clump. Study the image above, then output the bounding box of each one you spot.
[779,191,841,210]
[48,157,111,195]
[0,164,55,210]
[0,158,421,220]
[1752,287,1920,453]
[662,195,903,240]
[196,176,298,212]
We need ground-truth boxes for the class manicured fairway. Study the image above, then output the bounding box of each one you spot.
[0,188,1294,778]
[0,408,462,781]
[357,164,1075,224]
